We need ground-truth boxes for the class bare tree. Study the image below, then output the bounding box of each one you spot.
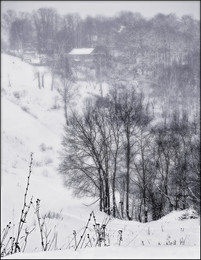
[33,8,59,54]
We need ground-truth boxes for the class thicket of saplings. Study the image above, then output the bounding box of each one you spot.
[59,82,200,222]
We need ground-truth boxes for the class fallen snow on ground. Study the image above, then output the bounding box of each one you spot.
[4,245,200,259]
[1,54,200,259]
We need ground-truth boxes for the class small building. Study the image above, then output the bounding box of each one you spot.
[68,46,107,63]
[68,48,95,63]
[68,46,108,80]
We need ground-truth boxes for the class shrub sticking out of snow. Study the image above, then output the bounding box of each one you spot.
[1,153,34,257]
[158,209,199,222]
[39,143,52,152]
[178,209,199,221]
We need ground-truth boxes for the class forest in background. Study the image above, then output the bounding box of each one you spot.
[1,8,200,118]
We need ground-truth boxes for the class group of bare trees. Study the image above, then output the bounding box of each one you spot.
[2,9,199,57]
[59,82,200,222]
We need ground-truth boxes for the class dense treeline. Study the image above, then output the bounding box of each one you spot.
[59,82,200,221]
[2,9,199,56]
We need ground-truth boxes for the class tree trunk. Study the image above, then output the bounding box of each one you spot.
[120,177,125,219]
[138,200,142,222]
[120,201,124,219]
[112,156,117,217]
[99,172,103,212]
[126,130,132,220]
[64,87,69,126]
[112,179,116,217]
[42,74,44,88]
[141,144,147,223]
[144,195,148,223]
[105,178,110,215]
[51,73,54,91]
[37,72,41,89]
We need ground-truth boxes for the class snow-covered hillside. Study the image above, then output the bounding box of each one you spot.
[1,54,200,259]
[1,53,105,251]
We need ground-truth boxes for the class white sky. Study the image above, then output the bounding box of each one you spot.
[1,1,200,20]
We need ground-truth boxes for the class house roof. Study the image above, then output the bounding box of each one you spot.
[68,48,95,55]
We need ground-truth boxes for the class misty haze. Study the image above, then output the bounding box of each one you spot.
[1,1,200,259]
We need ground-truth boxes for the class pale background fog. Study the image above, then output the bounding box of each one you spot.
[1,1,200,19]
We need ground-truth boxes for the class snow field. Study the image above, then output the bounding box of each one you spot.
[3,245,200,259]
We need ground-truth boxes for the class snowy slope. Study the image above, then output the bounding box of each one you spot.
[1,54,200,259]
[1,53,102,252]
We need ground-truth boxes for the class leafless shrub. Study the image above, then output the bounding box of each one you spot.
[1,153,34,257]
[13,91,20,99]
[40,143,53,152]
[45,211,62,220]
[72,211,111,251]
[14,153,34,253]
[180,237,186,245]
[34,199,58,251]
[21,106,30,113]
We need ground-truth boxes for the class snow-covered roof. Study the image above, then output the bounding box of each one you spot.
[118,25,125,33]
[68,48,94,55]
